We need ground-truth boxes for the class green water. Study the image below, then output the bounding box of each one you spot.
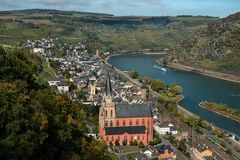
[109,54,240,136]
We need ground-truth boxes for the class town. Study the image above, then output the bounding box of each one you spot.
[26,37,240,160]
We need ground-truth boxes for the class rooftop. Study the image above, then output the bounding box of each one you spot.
[105,126,146,135]
[116,103,152,118]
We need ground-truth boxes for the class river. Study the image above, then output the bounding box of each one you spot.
[108,54,240,136]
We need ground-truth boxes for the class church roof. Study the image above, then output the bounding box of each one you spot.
[116,104,152,118]
[105,126,146,135]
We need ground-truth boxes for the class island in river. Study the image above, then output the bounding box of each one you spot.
[199,101,240,123]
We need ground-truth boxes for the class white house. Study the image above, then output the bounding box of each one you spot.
[154,122,178,135]
[33,47,44,54]
[48,77,64,86]
[57,81,70,93]
[141,150,153,158]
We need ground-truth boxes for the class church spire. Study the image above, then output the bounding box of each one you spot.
[104,71,113,97]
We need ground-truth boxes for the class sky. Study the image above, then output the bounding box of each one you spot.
[0,0,239,17]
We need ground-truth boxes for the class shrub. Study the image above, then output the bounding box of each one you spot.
[138,141,145,148]
[114,139,120,146]
[133,140,138,146]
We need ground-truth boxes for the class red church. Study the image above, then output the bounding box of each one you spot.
[99,74,153,145]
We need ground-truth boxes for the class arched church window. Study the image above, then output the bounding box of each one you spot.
[105,120,108,127]
[129,119,132,126]
[110,120,113,127]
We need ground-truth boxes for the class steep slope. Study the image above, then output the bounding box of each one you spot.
[0,47,115,160]
[176,13,240,75]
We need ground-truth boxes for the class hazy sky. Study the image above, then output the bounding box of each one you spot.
[0,0,239,17]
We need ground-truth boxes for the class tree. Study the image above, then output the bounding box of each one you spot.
[128,155,135,160]
[77,91,87,101]
[170,84,182,96]
[178,139,187,153]
[128,70,140,79]
[150,79,165,92]
[122,139,127,146]
[188,116,199,127]
[0,48,114,160]
[114,139,120,146]
[109,141,113,147]
[130,140,134,146]
[133,140,138,146]
[138,141,145,148]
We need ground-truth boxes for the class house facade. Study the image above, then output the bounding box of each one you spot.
[154,122,178,135]
[99,74,153,145]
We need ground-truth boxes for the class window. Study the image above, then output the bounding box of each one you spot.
[147,120,150,133]
[142,119,145,125]
[105,120,108,127]
[116,120,119,126]
[112,136,114,142]
[110,120,113,127]
[142,135,144,141]
[106,136,109,142]
[136,119,139,125]
[118,136,120,141]
[131,136,133,141]
[105,110,107,117]
[111,110,113,117]
[129,119,132,126]
[123,120,126,126]
[137,135,140,140]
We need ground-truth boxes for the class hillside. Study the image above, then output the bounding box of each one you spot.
[174,12,240,75]
[0,9,218,52]
[0,47,115,160]
[1,9,240,75]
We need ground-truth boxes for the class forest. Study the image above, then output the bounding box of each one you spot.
[0,47,116,160]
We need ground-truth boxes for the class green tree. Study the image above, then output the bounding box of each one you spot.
[130,140,134,146]
[109,141,113,147]
[170,84,182,96]
[178,139,187,153]
[133,140,138,146]
[114,139,120,146]
[150,79,165,92]
[138,141,145,148]
[0,48,113,160]
[128,70,140,79]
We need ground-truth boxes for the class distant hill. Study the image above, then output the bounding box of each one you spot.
[2,9,239,75]
[174,12,240,75]
[0,9,113,16]
[0,9,218,52]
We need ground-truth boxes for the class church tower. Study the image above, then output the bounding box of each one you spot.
[99,73,116,136]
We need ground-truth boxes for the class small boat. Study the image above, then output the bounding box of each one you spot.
[153,65,166,72]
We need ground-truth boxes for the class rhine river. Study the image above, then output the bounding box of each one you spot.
[108,54,240,136]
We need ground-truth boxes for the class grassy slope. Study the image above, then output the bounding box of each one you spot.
[3,10,238,75]
[0,9,217,52]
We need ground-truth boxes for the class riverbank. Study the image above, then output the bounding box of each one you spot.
[144,52,168,55]
[199,102,240,123]
[105,52,167,64]
[161,62,240,84]
[106,54,199,120]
